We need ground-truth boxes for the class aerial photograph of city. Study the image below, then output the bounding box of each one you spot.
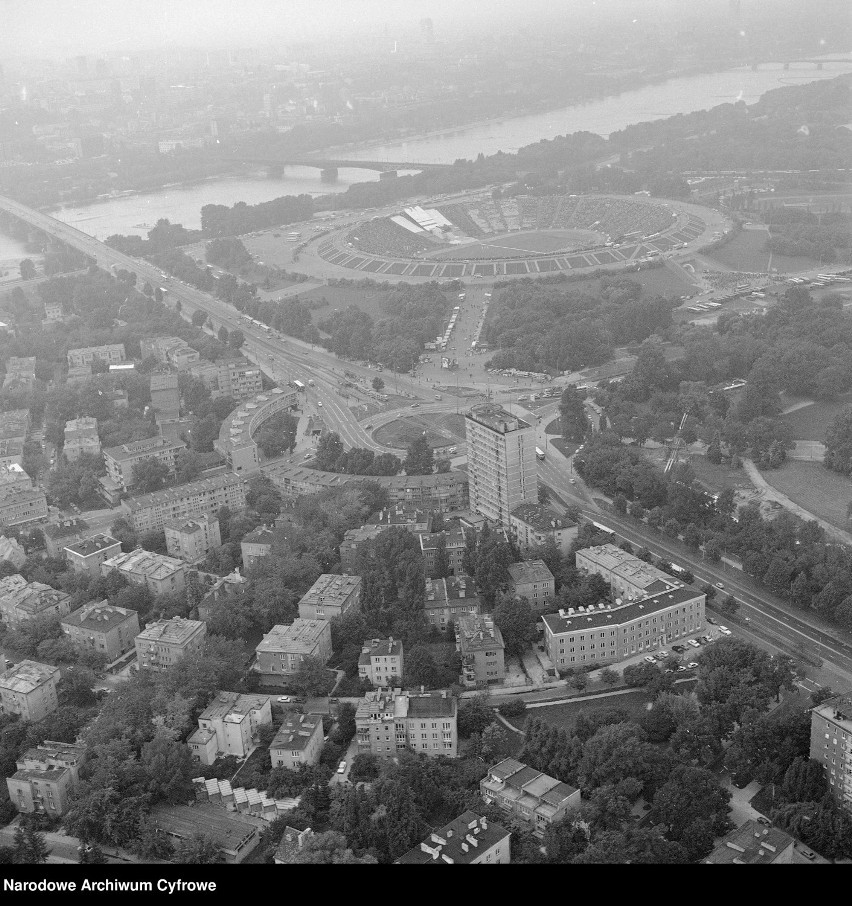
[0,0,851,884]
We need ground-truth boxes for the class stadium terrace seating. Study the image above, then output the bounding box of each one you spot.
[347,219,436,257]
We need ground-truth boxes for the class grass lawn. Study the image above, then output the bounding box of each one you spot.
[688,454,753,495]
[505,689,655,733]
[544,417,563,436]
[560,268,694,299]
[374,412,467,450]
[782,395,852,441]
[289,283,390,324]
[550,437,578,458]
[705,230,818,274]
[759,460,852,530]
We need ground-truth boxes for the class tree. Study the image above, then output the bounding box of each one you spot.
[403,433,433,476]
[279,831,377,864]
[371,377,385,392]
[191,309,207,327]
[290,656,335,697]
[650,765,731,858]
[20,259,36,280]
[218,326,229,343]
[13,819,51,864]
[255,411,298,458]
[140,735,196,803]
[78,843,108,864]
[110,516,138,553]
[403,645,440,690]
[600,667,619,687]
[493,594,536,658]
[174,834,224,864]
[721,594,739,617]
[229,329,245,349]
[783,758,830,803]
[58,666,97,707]
[457,695,493,738]
[349,753,381,784]
[131,457,170,493]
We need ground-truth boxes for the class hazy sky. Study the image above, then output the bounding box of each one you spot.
[0,0,682,58]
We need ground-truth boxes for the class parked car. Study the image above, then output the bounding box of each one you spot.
[277,696,291,703]
[715,582,724,589]
[687,662,699,670]
[756,816,772,827]
[800,848,816,861]
[337,761,347,774]
[643,656,657,664]
[672,645,686,653]
[719,626,732,636]
[706,617,716,625]
[688,639,701,648]
[656,650,670,659]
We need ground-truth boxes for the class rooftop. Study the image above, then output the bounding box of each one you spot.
[103,548,186,580]
[151,802,263,855]
[424,576,479,607]
[396,811,511,864]
[0,579,71,617]
[267,464,468,493]
[542,585,704,635]
[299,574,361,604]
[367,506,430,528]
[163,514,219,536]
[241,525,276,546]
[466,403,530,434]
[256,619,329,655]
[216,387,297,454]
[511,502,577,533]
[150,373,179,392]
[44,518,89,540]
[704,821,796,864]
[136,616,205,646]
[457,615,504,653]
[359,637,403,665]
[812,692,852,733]
[61,600,137,633]
[198,691,272,723]
[484,758,578,809]
[64,533,120,558]
[419,529,467,552]
[270,713,323,752]
[356,688,456,722]
[103,435,186,462]
[508,559,554,586]
[0,659,60,693]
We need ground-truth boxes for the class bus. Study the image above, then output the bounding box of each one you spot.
[591,521,615,535]
[535,447,545,461]
[291,380,306,392]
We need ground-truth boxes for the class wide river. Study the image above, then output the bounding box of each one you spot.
[50,59,852,240]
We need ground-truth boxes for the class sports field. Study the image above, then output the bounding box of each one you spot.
[433,228,606,260]
[782,396,852,441]
[373,412,467,450]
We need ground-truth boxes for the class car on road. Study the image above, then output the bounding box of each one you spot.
[277,696,291,703]
[800,848,816,861]
[715,582,724,589]
[756,816,772,827]
[719,626,732,635]
[643,656,657,664]
[337,761,347,774]
[317,401,323,407]
[328,697,339,704]
[410,403,419,408]
[688,639,701,648]
[687,662,699,669]
[699,635,711,644]
[706,617,716,624]
[656,650,669,659]
[677,665,687,672]
[365,423,372,429]
[569,478,576,484]
[672,645,686,653]
[449,446,457,454]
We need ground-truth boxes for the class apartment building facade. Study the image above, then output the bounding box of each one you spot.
[297,574,361,621]
[542,587,706,670]
[101,549,187,596]
[509,503,578,554]
[188,691,273,765]
[418,528,468,578]
[0,660,61,722]
[121,473,247,533]
[254,619,333,683]
[63,417,100,462]
[465,404,537,526]
[164,513,221,563]
[103,435,187,489]
[60,600,140,662]
[134,617,207,671]
[0,486,48,527]
[809,693,852,813]
[269,713,324,770]
[190,355,263,401]
[339,524,385,572]
[6,741,87,817]
[358,638,404,687]
[424,576,481,633]
[456,615,506,687]
[355,688,458,759]
[0,577,72,627]
[240,525,275,570]
[480,758,581,837]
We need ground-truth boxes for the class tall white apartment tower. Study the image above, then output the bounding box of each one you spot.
[465,404,537,526]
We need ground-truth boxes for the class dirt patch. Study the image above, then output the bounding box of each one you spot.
[374,412,467,450]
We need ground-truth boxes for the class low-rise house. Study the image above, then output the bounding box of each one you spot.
[197,569,248,622]
[188,691,273,765]
[103,435,187,490]
[240,525,275,570]
[358,637,404,687]
[6,741,87,817]
[703,821,797,864]
[456,615,506,687]
[254,619,333,683]
[339,524,385,572]
[480,758,581,837]
[297,574,361,621]
[367,505,432,534]
[63,417,100,461]
[134,616,207,671]
[67,344,125,368]
[101,549,186,596]
[63,533,121,577]
[507,560,555,611]
[509,503,578,553]
[140,337,200,370]
[164,514,221,563]
[424,576,481,633]
[0,577,72,627]
[0,660,61,722]
[269,713,324,770]
[60,600,140,662]
[44,518,89,558]
[419,528,468,578]
[396,811,511,865]
[0,535,26,570]
[3,357,36,393]
[356,688,457,759]
[576,543,681,600]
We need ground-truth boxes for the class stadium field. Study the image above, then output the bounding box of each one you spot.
[432,228,605,260]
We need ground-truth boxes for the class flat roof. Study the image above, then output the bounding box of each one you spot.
[216,387,297,454]
[299,574,361,605]
[163,513,219,535]
[150,373,179,391]
[198,691,272,722]
[270,713,323,752]
[813,693,852,734]
[511,502,577,532]
[508,560,554,586]
[256,619,330,655]
[123,473,244,511]
[61,600,137,633]
[466,403,530,434]
[0,659,60,693]
[457,615,504,652]
[396,811,510,864]
[103,435,186,462]
[152,802,264,853]
[136,616,205,645]
[359,637,403,665]
[424,576,479,607]
[64,533,120,557]
[104,549,186,579]
[704,821,796,864]
[542,586,704,635]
